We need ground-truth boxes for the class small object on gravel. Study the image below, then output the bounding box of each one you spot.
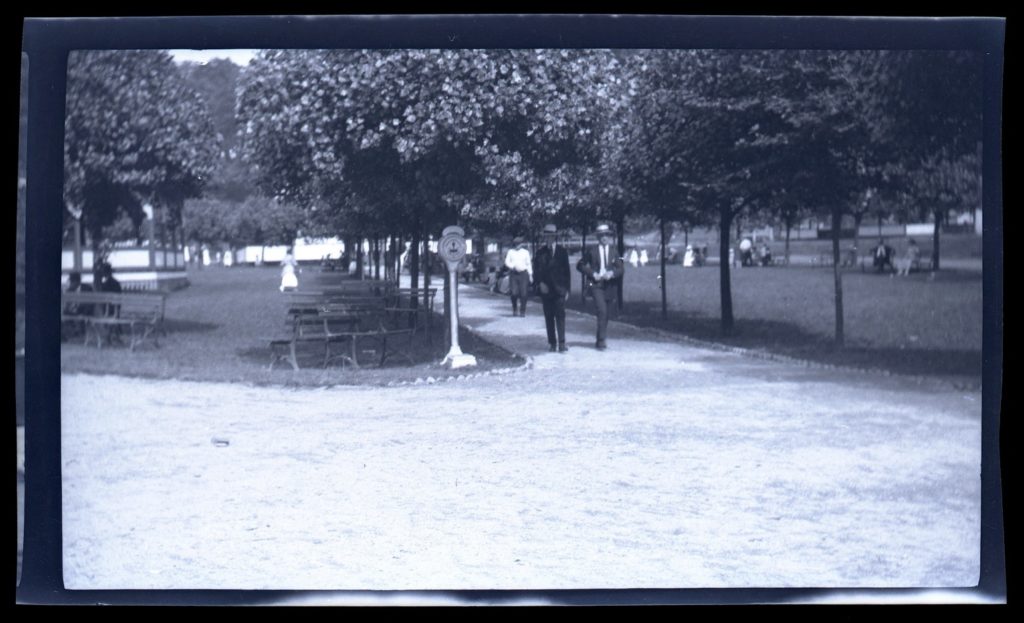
[211,438,230,447]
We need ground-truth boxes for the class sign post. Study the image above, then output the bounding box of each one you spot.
[438,225,477,369]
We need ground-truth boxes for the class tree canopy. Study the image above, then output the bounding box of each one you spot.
[64,50,218,243]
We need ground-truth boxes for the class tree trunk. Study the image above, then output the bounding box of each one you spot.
[784,218,792,266]
[391,234,400,284]
[932,209,942,271]
[410,231,420,312]
[72,218,83,271]
[356,238,365,279]
[422,230,432,311]
[580,227,588,305]
[90,230,103,280]
[370,237,377,280]
[719,209,734,335]
[660,216,668,320]
[853,213,863,265]
[616,216,625,313]
[831,207,845,348]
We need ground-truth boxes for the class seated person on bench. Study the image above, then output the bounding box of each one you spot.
[895,238,922,276]
[872,238,895,273]
[95,261,122,318]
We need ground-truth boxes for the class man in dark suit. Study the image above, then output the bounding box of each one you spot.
[533,223,571,353]
[576,223,624,350]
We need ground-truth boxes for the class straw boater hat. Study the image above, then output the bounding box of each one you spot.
[512,236,526,245]
[542,223,558,235]
[594,223,614,237]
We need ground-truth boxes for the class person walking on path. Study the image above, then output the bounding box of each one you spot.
[533,223,571,352]
[504,236,533,317]
[576,222,624,350]
[280,247,299,292]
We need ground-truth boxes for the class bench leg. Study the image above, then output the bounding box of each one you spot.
[131,325,155,352]
[268,343,291,370]
[90,324,105,349]
[349,336,361,369]
[289,340,300,371]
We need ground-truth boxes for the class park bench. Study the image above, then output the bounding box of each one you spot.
[288,292,390,317]
[857,252,933,273]
[909,255,933,272]
[307,278,396,296]
[61,291,167,351]
[269,299,417,371]
[385,287,438,343]
[269,311,360,370]
[387,287,437,313]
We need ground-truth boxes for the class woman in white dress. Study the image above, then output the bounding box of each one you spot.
[682,245,695,268]
[280,248,299,292]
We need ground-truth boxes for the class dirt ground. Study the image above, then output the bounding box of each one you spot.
[56,280,982,593]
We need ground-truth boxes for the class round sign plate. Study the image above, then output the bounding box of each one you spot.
[439,233,466,265]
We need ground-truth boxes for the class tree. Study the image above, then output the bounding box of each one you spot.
[179,58,243,158]
[758,50,880,347]
[874,51,984,270]
[237,49,618,313]
[628,49,791,335]
[64,50,218,251]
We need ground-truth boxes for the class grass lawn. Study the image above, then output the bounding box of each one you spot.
[60,266,521,387]
[563,261,983,383]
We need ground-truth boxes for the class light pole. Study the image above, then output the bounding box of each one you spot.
[438,225,477,369]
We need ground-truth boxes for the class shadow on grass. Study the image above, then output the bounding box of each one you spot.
[855,267,983,284]
[573,300,982,380]
[163,318,220,333]
[233,321,521,376]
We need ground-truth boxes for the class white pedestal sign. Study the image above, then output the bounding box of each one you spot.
[438,226,477,369]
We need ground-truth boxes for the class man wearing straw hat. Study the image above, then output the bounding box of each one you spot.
[576,222,624,350]
[504,235,533,317]
[533,223,571,352]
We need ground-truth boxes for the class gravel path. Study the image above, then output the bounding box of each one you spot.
[59,280,981,590]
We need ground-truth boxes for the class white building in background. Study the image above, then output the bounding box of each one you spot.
[233,237,347,265]
[61,202,188,291]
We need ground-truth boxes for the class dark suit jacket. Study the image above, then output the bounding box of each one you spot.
[533,244,571,297]
[576,244,624,292]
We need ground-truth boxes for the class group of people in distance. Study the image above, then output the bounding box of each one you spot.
[502,222,623,353]
[737,237,773,267]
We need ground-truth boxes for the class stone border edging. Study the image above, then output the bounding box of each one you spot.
[383,322,534,388]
